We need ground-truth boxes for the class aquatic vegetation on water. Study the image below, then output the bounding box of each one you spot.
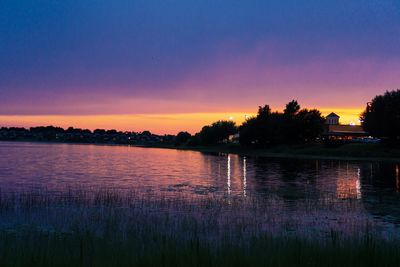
[0,189,400,266]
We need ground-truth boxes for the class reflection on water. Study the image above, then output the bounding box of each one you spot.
[227,154,231,195]
[1,141,400,227]
[336,166,361,199]
[396,164,399,192]
[243,157,247,197]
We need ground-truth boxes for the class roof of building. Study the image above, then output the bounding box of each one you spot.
[326,112,340,118]
[327,125,366,134]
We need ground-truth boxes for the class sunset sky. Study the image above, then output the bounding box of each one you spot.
[1,0,400,134]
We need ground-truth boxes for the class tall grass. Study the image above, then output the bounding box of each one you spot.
[0,189,399,266]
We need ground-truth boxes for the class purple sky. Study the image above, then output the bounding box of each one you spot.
[1,0,400,132]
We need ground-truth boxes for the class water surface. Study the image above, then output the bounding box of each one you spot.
[1,141,400,238]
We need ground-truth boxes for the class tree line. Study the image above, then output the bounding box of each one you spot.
[176,100,325,147]
[0,126,175,145]
[361,89,400,143]
[177,90,400,146]
[1,90,399,146]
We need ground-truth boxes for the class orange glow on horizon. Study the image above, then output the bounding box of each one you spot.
[0,108,363,135]
[0,113,250,135]
[319,108,364,125]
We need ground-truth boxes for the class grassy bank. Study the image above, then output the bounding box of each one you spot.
[142,143,400,162]
[1,189,399,267]
[2,230,399,267]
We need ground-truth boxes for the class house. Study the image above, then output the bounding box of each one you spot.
[323,113,367,141]
[325,112,340,125]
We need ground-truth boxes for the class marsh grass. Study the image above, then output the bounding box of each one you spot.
[1,189,400,266]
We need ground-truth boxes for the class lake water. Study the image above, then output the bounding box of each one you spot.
[1,141,400,238]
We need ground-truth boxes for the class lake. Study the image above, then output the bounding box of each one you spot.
[1,141,400,240]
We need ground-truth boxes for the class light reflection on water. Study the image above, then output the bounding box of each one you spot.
[1,141,400,227]
[243,157,247,197]
[227,154,231,196]
[396,163,399,192]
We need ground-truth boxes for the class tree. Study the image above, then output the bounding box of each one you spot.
[175,131,191,145]
[239,117,257,145]
[257,105,271,121]
[187,133,201,146]
[239,101,325,146]
[106,129,118,135]
[361,89,400,141]
[94,129,106,135]
[141,130,152,136]
[284,100,300,116]
[296,109,325,142]
[239,105,279,146]
[199,120,237,145]
[27,126,64,141]
[282,100,301,143]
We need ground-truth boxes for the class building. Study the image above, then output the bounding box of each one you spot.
[325,112,340,125]
[323,113,367,141]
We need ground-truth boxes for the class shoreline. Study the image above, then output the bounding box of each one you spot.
[2,139,400,162]
[136,143,400,162]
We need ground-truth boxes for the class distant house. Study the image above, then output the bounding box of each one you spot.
[325,112,340,125]
[323,113,367,141]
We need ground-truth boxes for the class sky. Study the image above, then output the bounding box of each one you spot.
[1,0,400,134]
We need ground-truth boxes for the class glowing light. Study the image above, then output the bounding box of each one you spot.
[356,168,362,199]
[243,157,247,197]
[227,155,231,195]
[320,108,363,125]
[337,167,362,199]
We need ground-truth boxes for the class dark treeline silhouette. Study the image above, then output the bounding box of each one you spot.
[239,101,325,146]
[198,120,237,145]
[361,89,400,143]
[176,121,237,146]
[0,126,175,145]
[175,131,191,145]
[2,91,399,148]
[190,91,400,147]
[191,100,325,147]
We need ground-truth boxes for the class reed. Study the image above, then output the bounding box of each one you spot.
[0,189,399,267]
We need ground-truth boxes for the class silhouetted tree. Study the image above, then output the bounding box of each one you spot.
[0,125,167,145]
[199,120,237,145]
[141,131,152,136]
[296,109,325,142]
[187,133,201,146]
[257,105,271,121]
[361,89,400,142]
[106,129,118,135]
[282,101,301,143]
[284,100,300,116]
[239,101,325,146]
[239,117,258,145]
[29,126,64,140]
[239,104,285,146]
[175,131,191,145]
[82,129,92,135]
[94,129,106,135]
